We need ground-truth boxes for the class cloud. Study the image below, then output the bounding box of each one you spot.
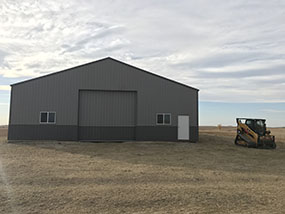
[0,85,10,91]
[260,109,285,113]
[0,0,284,102]
[0,50,7,63]
[191,64,285,79]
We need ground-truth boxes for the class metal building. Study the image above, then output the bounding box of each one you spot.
[8,57,199,142]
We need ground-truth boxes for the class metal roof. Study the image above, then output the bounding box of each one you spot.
[11,57,199,91]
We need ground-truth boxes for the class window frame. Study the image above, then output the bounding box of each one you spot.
[156,113,171,125]
[40,111,56,124]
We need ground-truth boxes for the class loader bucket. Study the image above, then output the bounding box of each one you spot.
[258,136,276,149]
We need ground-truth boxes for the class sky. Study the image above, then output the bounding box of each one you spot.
[0,0,285,126]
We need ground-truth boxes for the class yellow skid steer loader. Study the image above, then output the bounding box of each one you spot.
[235,118,276,149]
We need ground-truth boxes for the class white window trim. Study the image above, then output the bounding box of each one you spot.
[156,113,171,125]
[40,111,56,124]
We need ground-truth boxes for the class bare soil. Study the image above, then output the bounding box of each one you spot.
[0,127,285,214]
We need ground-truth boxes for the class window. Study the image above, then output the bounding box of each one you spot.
[40,112,48,123]
[40,112,56,124]
[246,120,252,125]
[164,114,171,124]
[157,114,164,124]
[48,112,56,123]
[256,120,264,127]
[156,113,171,125]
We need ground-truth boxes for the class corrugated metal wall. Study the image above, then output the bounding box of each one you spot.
[79,90,136,126]
[78,90,136,140]
[9,58,199,141]
[10,58,198,126]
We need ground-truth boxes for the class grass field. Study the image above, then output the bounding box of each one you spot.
[0,127,285,213]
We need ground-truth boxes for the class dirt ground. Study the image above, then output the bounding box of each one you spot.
[0,127,285,214]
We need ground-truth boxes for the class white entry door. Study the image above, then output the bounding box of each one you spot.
[178,115,189,140]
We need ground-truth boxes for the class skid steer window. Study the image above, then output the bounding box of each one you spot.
[246,120,252,125]
[256,120,264,127]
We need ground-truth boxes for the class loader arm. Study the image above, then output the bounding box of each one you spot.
[237,120,259,145]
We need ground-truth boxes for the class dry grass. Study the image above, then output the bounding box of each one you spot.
[0,128,8,138]
[0,127,285,214]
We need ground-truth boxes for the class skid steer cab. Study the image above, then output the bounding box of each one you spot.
[235,118,276,149]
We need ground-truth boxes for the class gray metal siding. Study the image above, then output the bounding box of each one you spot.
[9,58,198,141]
[78,90,136,141]
[10,81,78,125]
[8,125,197,142]
[79,127,135,141]
[79,90,136,126]
[8,125,77,141]
[136,125,198,142]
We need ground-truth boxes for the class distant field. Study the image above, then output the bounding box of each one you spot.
[200,126,285,144]
[0,127,285,213]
